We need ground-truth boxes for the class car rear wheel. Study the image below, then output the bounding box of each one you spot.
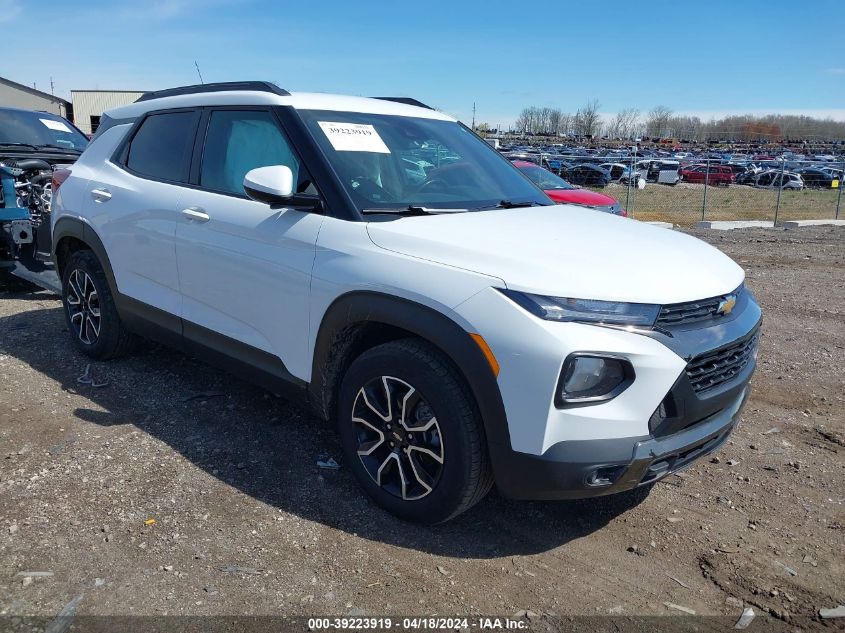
[337,338,493,523]
[62,250,137,359]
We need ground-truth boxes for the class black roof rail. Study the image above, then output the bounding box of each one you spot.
[136,81,289,103]
[372,97,433,110]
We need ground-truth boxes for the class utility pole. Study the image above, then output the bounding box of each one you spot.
[50,77,55,95]
[471,102,476,131]
[194,61,204,84]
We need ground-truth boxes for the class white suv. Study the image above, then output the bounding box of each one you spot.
[51,82,762,523]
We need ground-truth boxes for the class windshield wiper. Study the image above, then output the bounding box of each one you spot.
[0,142,39,150]
[36,144,82,153]
[362,205,468,216]
[474,199,541,210]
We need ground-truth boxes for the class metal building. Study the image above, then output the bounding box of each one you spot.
[0,76,71,118]
[71,90,146,135]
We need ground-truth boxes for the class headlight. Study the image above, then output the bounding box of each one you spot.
[501,290,659,327]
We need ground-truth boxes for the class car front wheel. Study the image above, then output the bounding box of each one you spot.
[337,338,493,523]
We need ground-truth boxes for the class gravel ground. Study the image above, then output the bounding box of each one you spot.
[0,226,843,629]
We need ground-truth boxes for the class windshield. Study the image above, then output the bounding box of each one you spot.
[298,110,550,211]
[0,109,89,151]
[516,163,576,190]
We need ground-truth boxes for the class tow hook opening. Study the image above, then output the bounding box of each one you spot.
[586,465,626,487]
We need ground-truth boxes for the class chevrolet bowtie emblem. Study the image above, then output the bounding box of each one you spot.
[717,294,737,316]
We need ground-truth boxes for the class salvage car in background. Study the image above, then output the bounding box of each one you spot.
[560,163,611,187]
[753,170,804,190]
[680,164,735,186]
[513,160,626,216]
[645,160,681,185]
[0,106,86,287]
[598,162,626,181]
[794,167,838,189]
[621,160,679,186]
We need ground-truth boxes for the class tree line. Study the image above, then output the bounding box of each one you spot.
[506,101,845,142]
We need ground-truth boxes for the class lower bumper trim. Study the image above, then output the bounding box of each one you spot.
[492,387,749,501]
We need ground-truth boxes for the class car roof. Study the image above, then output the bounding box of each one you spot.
[0,105,66,117]
[105,88,455,122]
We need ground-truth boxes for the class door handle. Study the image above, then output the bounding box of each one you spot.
[90,188,112,202]
[181,207,210,222]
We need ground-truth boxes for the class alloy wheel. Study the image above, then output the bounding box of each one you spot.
[352,376,444,501]
[66,269,101,345]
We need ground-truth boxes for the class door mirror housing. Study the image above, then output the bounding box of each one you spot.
[243,165,320,210]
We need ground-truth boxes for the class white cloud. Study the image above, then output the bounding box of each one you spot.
[823,68,845,75]
[0,0,21,23]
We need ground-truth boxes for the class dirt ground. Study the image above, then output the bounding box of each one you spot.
[0,226,843,630]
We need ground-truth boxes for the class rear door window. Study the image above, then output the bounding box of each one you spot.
[124,111,200,183]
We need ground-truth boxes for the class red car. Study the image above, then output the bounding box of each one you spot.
[513,160,626,216]
[679,164,735,186]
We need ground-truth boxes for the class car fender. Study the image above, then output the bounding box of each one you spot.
[310,290,512,452]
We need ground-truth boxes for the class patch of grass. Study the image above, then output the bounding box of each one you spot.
[593,183,842,226]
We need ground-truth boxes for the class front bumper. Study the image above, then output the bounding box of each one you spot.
[454,283,761,500]
[492,384,749,500]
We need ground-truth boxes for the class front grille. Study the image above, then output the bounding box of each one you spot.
[686,328,760,394]
[657,286,742,327]
[640,428,730,485]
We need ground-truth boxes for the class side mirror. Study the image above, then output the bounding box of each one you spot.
[243,165,320,210]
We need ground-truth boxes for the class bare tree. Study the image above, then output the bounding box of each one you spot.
[558,112,573,137]
[516,104,845,141]
[618,108,640,139]
[548,109,562,136]
[667,115,702,141]
[574,99,602,138]
[514,108,532,134]
[606,108,640,139]
[646,105,673,138]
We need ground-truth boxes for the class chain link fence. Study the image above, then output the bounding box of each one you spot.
[505,150,844,226]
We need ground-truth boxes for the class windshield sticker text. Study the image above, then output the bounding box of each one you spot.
[39,118,72,133]
[317,122,390,153]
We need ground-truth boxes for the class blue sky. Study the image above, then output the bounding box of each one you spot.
[2,0,843,126]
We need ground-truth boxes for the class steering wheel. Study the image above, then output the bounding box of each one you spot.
[416,178,448,195]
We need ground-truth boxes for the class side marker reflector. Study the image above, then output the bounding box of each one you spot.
[470,333,499,377]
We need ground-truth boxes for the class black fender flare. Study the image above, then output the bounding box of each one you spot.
[309,291,512,452]
[52,217,118,296]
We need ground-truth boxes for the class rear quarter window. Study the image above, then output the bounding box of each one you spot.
[124,111,199,183]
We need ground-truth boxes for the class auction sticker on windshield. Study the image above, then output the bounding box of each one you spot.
[39,118,73,133]
[318,121,390,153]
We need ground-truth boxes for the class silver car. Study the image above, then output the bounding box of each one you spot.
[753,170,804,190]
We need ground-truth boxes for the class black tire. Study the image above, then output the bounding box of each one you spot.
[0,268,17,291]
[337,338,493,524]
[61,249,136,359]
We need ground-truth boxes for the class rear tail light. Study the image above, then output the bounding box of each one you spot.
[52,168,72,193]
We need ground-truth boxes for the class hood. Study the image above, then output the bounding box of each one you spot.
[545,188,617,206]
[366,206,744,304]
